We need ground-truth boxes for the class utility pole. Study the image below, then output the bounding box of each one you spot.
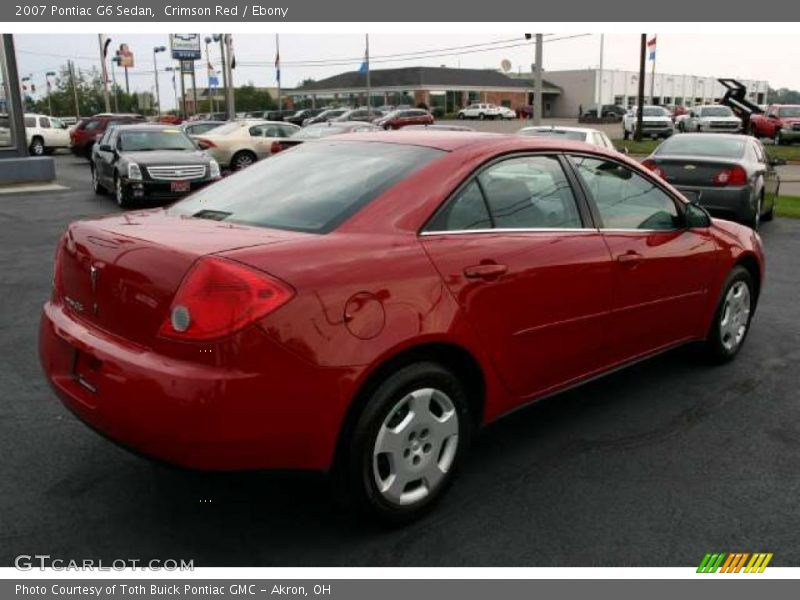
[534,33,543,125]
[110,58,119,112]
[45,71,55,116]
[224,34,235,120]
[153,45,166,117]
[596,34,604,120]
[204,36,215,114]
[276,33,281,111]
[365,33,371,114]
[68,60,80,119]
[98,34,111,112]
[635,34,646,142]
[215,34,229,116]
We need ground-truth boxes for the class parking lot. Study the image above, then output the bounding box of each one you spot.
[1,151,799,567]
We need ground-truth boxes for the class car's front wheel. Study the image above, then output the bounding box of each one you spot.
[91,166,105,195]
[29,137,45,156]
[701,266,756,363]
[114,175,132,208]
[230,150,257,171]
[337,362,472,524]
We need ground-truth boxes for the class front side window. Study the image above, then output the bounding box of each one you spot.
[24,116,36,128]
[571,156,680,231]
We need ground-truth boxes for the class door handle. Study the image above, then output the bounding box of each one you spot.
[463,264,508,280]
[617,250,643,266]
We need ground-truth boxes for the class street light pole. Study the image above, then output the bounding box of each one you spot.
[45,71,55,116]
[153,45,166,117]
[534,33,543,125]
[596,34,604,120]
[635,34,646,142]
[98,34,111,112]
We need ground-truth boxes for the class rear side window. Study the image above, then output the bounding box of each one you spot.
[170,141,444,233]
[426,155,583,232]
[24,117,36,128]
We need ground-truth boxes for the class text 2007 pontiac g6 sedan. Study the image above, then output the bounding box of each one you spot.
[39,132,764,522]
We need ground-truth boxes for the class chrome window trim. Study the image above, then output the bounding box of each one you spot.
[420,227,596,236]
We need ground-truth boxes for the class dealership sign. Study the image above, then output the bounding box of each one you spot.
[169,34,201,60]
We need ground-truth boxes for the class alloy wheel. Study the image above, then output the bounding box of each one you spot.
[233,153,255,170]
[372,387,459,507]
[719,281,751,353]
[115,178,124,207]
[30,139,44,155]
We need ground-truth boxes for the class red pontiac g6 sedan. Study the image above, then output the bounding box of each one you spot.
[39,131,764,522]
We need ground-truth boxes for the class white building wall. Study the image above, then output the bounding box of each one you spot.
[546,69,769,117]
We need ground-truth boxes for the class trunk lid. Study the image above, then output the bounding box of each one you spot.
[647,156,742,187]
[56,209,306,345]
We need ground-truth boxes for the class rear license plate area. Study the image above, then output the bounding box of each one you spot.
[170,180,190,193]
[73,350,102,393]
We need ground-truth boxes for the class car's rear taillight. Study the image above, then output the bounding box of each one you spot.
[641,159,666,179]
[196,138,216,149]
[713,165,747,187]
[158,257,294,342]
[270,141,282,154]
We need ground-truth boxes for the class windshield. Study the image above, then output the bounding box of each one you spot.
[169,141,444,233]
[778,107,800,118]
[642,107,669,117]
[655,136,746,158]
[519,129,586,141]
[700,106,733,117]
[119,129,196,151]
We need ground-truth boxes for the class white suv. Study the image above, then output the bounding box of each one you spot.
[457,103,502,120]
[622,105,675,140]
[24,113,70,155]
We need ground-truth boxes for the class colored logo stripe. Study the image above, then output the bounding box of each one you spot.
[697,553,773,573]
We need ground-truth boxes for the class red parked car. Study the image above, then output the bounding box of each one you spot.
[40,132,764,522]
[70,113,145,158]
[373,108,433,130]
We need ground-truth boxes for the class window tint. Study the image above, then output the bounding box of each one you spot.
[249,125,265,136]
[24,117,36,128]
[40,117,51,128]
[572,156,679,230]
[170,141,444,234]
[427,181,491,231]
[478,156,582,229]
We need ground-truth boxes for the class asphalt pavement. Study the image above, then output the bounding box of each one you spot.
[1,153,799,567]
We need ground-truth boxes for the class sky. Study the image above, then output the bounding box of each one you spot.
[12,33,800,110]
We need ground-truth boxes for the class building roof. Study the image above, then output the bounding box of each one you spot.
[293,66,561,93]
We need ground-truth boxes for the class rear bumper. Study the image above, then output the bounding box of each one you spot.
[39,301,360,471]
[676,185,754,222]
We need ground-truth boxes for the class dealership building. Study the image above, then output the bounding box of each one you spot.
[291,66,562,115]
[542,68,770,117]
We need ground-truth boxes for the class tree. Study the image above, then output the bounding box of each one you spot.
[767,87,800,105]
[234,83,276,112]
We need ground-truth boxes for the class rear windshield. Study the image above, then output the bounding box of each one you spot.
[778,107,800,118]
[700,106,733,117]
[655,136,746,158]
[519,129,586,141]
[291,124,355,139]
[642,107,669,117]
[169,141,444,233]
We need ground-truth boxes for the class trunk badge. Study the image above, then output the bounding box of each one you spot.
[684,165,696,171]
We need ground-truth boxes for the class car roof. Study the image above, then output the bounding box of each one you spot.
[110,124,185,132]
[328,130,624,154]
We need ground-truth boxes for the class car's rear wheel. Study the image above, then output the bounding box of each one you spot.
[337,362,472,524]
[750,194,763,230]
[701,266,755,363]
[478,113,485,120]
[774,131,784,146]
[231,150,257,171]
[457,113,465,120]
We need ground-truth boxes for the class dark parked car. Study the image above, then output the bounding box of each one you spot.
[90,124,221,207]
[332,108,384,122]
[373,108,434,130]
[642,133,781,229]
[70,113,145,158]
[270,121,381,153]
[286,108,325,126]
[42,131,764,523]
[181,120,226,137]
[581,104,626,121]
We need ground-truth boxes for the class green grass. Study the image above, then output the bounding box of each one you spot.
[611,138,800,162]
[775,195,800,218]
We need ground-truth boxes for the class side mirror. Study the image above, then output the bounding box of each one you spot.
[685,201,711,228]
[98,143,113,153]
[769,156,787,167]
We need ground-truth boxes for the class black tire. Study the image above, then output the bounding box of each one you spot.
[750,193,763,230]
[230,150,257,171]
[335,361,472,524]
[91,165,105,195]
[114,175,132,208]
[478,113,485,121]
[29,137,45,156]
[774,131,784,146]
[457,113,465,120]
[700,266,756,363]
